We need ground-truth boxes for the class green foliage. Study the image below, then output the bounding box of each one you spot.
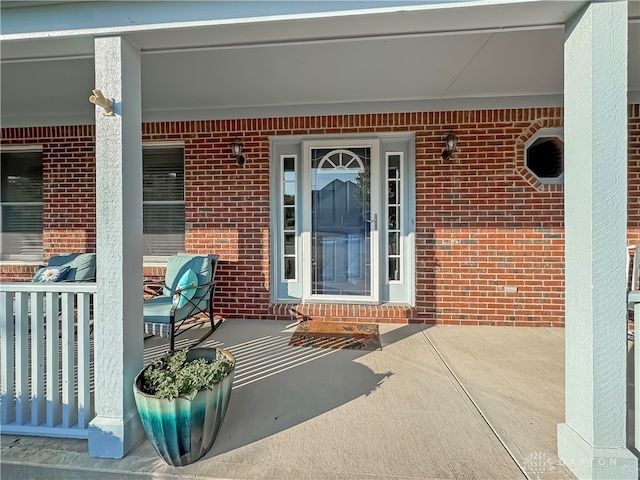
[142,348,234,400]
[353,165,370,214]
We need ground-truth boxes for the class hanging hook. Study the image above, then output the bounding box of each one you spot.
[89,89,114,116]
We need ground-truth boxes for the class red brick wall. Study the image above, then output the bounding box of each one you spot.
[2,106,639,326]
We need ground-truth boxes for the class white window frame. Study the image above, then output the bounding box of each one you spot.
[0,145,44,263]
[386,151,404,285]
[281,154,298,282]
[142,142,185,265]
[301,138,381,304]
[524,128,564,185]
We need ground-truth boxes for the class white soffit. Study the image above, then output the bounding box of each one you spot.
[1,1,588,60]
[1,0,638,127]
[444,29,565,98]
[139,33,493,111]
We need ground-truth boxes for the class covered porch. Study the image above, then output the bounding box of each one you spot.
[1,319,576,479]
[2,1,640,478]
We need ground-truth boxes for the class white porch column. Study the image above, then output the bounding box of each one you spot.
[88,35,144,458]
[558,2,636,479]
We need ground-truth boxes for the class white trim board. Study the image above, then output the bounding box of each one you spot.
[3,93,639,129]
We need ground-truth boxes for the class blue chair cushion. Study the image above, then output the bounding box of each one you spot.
[31,266,70,283]
[144,254,216,328]
[143,296,176,324]
[143,296,202,324]
[163,255,215,299]
[174,269,198,308]
[47,253,96,281]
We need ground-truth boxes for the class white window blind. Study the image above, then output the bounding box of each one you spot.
[1,151,43,260]
[143,147,185,257]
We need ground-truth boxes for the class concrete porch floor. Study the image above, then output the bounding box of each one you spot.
[1,320,576,480]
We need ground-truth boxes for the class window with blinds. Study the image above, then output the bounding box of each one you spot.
[143,147,185,257]
[1,150,43,260]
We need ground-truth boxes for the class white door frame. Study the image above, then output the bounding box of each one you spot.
[301,138,381,304]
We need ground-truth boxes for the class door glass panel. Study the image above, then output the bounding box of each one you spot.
[284,206,295,229]
[389,257,400,282]
[310,148,371,296]
[284,233,296,255]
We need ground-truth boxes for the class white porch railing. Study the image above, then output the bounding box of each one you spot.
[0,282,96,439]
[629,290,640,455]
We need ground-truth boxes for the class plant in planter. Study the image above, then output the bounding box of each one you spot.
[133,347,235,466]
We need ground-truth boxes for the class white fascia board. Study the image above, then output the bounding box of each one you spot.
[0,0,559,41]
[141,95,568,123]
[0,94,565,128]
[4,92,639,129]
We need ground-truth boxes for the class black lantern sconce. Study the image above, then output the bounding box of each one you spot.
[442,133,459,160]
[230,139,246,166]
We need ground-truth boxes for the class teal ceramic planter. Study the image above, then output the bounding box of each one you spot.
[133,348,235,466]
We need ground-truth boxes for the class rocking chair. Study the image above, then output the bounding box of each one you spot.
[143,254,221,351]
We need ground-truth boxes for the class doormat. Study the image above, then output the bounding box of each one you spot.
[288,321,381,351]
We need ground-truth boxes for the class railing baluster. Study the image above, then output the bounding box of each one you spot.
[635,300,640,454]
[60,292,76,428]
[77,292,91,429]
[0,290,16,424]
[46,291,61,428]
[30,292,46,426]
[15,291,30,425]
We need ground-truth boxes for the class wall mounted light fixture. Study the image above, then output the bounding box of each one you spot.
[89,89,113,116]
[442,133,459,160]
[230,139,246,166]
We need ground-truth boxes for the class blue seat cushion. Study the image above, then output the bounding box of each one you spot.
[47,253,96,281]
[143,296,178,324]
[142,295,207,323]
[143,295,210,324]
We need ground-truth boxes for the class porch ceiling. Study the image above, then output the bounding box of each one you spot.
[1,1,639,127]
